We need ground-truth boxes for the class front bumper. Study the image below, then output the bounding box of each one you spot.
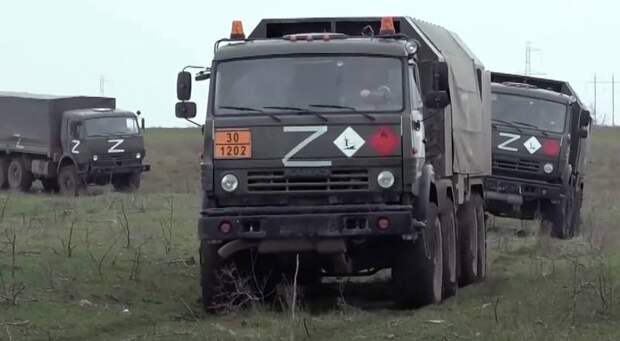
[87,163,150,175]
[484,175,566,205]
[198,204,423,241]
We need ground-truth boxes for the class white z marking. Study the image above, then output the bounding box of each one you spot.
[282,126,331,167]
[107,139,125,153]
[497,132,520,152]
[71,140,81,154]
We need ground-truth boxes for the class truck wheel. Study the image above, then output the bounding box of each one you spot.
[457,194,479,286]
[58,165,84,196]
[569,191,583,237]
[42,179,60,193]
[200,240,224,313]
[392,203,443,308]
[112,173,141,192]
[441,199,458,298]
[0,157,8,189]
[542,199,571,239]
[473,194,487,281]
[7,158,33,191]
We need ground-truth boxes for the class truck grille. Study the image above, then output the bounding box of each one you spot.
[493,158,540,173]
[247,169,369,192]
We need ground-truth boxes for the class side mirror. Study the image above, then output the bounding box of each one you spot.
[419,61,450,94]
[424,90,450,109]
[578,127,589,138]
[177,71,192,101]
[175,102,197,119]
[141,118,146,131]
[196,69,211,81]
[580,111,592,127]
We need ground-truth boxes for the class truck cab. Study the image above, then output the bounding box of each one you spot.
[485,73,591,238]
[176,17,491,311]
[60,109,149,193]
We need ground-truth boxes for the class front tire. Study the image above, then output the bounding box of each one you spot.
[58,165,84,196]
[112,173,141,192]
[441,199,458,298]
[7,158,33,191]
[0,157,8,189]
[392,203,443,308]
[200,241,224,313]
[458,193,479,286]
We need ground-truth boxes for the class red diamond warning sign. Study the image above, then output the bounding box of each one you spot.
[368,126,399,156]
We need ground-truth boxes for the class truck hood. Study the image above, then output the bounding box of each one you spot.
[83,135,145,157]
[491,125,564,180]
[211,114,403,168]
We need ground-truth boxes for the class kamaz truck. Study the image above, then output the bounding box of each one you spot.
[485,73,591,238]
[175,17,492,310]
[0,92,150,195]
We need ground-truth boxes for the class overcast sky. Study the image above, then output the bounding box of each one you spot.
[1,0,618,126]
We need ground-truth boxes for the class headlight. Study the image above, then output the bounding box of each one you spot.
[377,171,395,189]
[543,163,554,174]
[136,152,142,159]
[92,155,98,161]
[221,174,239,192]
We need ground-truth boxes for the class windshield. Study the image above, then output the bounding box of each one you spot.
[492,93,567,133]
[215,56,404,114]
[84,117,139,137]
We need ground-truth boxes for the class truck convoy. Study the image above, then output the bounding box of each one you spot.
[0,93,150,195]
[175,17,492,310]
[485,73,591,238]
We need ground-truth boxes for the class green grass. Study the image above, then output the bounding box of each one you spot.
[1,127,620,340]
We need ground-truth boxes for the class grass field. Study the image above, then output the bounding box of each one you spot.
[1,127,620,341]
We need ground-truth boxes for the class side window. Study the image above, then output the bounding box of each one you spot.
[69,121,82,139]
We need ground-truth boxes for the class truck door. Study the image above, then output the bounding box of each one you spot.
[61,118,84,157]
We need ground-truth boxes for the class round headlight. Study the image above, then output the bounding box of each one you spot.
[543,163,554,174]
[377,171,395,189]
[136,152,142,159]
[221,174,239,192]
[92,155,98,161]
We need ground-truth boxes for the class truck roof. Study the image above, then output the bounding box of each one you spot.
[214,37,409,61]
[491,82,574,105]
[64,108,135,120]
[0,91,114,103]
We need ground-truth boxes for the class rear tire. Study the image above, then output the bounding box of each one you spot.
[200,241,224,313]
[473,194,487,281]
[58,165,83,196]
[458,194,479,286]
[392,203,443,308]
[542,198,572,239]
[0,157,8,189]
[441,199,458,298]
[7,158,33,191]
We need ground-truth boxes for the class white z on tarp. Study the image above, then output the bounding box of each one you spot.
[107,139,125,153]
[282,126,331,167]
[497,132,520,152]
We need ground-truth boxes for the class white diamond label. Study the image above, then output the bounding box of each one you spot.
[523,136,541,154]
[333,127,365,157]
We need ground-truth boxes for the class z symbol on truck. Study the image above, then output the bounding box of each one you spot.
[71,140,81,154]
[282,126,331,167]
[497,132,520,152]
[107,139,125,153]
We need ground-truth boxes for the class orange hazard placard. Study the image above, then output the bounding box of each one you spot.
[214,129,252,159]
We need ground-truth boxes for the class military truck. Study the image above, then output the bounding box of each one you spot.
[175,17,492,310]
[485,73,591,238]
[0,92,150,195]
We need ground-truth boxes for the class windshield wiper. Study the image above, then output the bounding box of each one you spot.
[492,119,523,132]
[308,104,375,121]
[218,106,281,122]
[510,120,549,136]
[264,106,327,122]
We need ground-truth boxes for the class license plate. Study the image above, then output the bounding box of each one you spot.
[214,129,252,159]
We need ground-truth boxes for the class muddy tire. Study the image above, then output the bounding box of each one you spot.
[200,240,224,313]
[58,165,84,196]
[0,157,8,189]
[392,203,443,308]
[7,158,33,191]
[112,173,141,192]
[441,199,458,298]
[542,198,573,239]
[473,194,487,281]
[458,194,479,286]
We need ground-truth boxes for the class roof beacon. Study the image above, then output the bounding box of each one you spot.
[230,20,245,40]
[379,17,396,35]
